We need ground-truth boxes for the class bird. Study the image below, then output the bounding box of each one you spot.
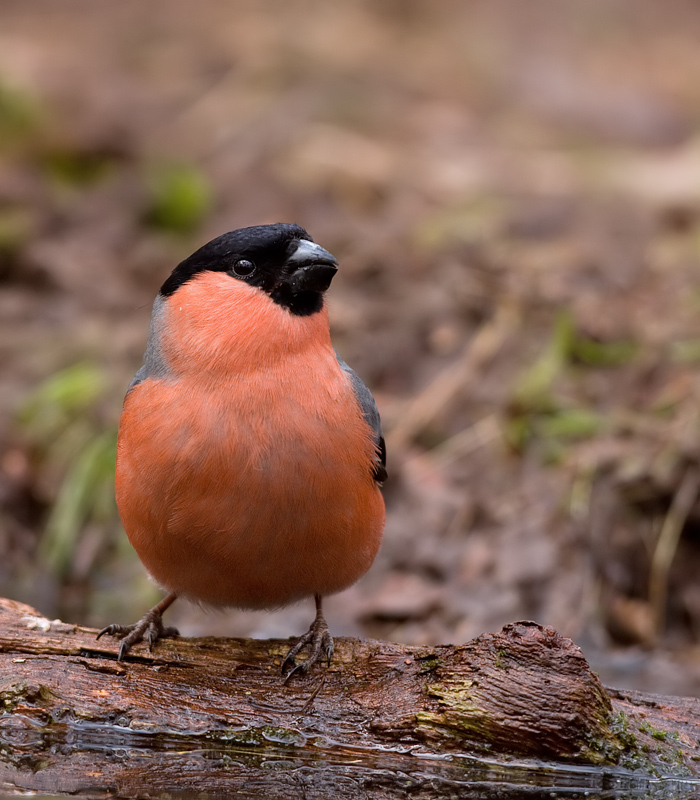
[97,223,386,680]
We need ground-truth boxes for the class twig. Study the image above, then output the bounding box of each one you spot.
[386,300,519,451]
[649,465,700,638]
[301,674,326,714]
[426,414,501,468]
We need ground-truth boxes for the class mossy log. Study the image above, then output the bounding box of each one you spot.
[1,597,699,798]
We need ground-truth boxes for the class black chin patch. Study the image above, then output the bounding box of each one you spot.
[270,286,324,317]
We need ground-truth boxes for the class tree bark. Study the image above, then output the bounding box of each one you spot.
[1,597,699,799]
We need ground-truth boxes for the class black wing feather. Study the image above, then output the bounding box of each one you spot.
[335,352,387,483]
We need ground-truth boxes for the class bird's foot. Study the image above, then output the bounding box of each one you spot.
[96,596,179,661]
[282,605,334,684]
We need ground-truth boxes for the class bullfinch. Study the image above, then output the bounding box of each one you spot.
[97,223,386,680]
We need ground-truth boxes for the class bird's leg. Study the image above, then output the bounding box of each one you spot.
[96,592,179,661]
[282,594,334,683]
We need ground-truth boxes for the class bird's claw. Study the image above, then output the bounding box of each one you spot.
[96,610,179,661]
[282,616,334,684]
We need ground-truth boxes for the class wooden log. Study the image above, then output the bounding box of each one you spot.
[1,597,699,798]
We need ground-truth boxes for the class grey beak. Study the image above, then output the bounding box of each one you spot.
[286,239,338,269]
[285,239,338,292]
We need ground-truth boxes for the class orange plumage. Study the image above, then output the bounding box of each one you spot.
[116,272,384,608]
[100,224,386,679]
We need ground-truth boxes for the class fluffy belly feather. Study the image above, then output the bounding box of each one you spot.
[115,374,384,608]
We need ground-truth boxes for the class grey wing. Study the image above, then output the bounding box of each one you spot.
[336,351,387,483]
[126,363,149,394]
[126,295,171,396]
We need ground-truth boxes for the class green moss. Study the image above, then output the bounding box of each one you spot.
[610,710,638,750]
[582,730,625,765]
[0,681,55,711]
[0,683,26,711]
[260,726,306,746]
[418,678,546,757]
[215,725,306,749]
[617,718,698,776]
[418,679,644,767]
[425,680,479,713]
[639,720,668,741]
[216,727,267,747]
[417,654,442,674]
[417,676,695,776]
[619,752,649,771]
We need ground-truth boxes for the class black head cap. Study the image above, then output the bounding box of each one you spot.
[159,223,338,316]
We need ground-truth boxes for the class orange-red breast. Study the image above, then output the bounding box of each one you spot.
[98,223,386,679]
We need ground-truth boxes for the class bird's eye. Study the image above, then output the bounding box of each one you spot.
[231,259,256,277]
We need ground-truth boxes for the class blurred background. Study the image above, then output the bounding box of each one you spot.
[2,0,700,696]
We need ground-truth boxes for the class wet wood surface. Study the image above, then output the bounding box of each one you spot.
[1,597,699,799]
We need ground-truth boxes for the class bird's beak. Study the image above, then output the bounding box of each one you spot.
[285,239,339,293]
